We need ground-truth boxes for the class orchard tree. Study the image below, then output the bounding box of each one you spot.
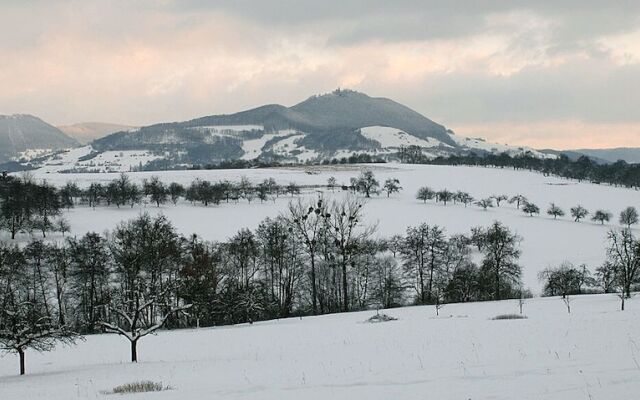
[522,202,540,217]
[168,182,185,205]
[143,176,168,207]
[354,170,380,198]
[327,176,337,192]
[570,205,589,222]
[492,194,508,207]
[382,178,402,197]
[436,189,454,205]
[547,203,565,219]
[455,191,474,207]
[592,210,612,225]
[285,182,301,197]
[101,215,191,362]
[416,186,435,203]
[538,262,584,298]
[619,206,639,228]
[509,194,527,209]
[475,198,493,211]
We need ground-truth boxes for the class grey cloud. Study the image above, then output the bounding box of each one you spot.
[386,59,640,125]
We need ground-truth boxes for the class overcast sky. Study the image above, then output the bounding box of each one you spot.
[1,0,639,149]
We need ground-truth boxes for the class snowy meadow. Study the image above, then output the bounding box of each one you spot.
[26,163,640,290]
[1,163,639,400]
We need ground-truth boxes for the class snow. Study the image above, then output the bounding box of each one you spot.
[1,293,639,399]
[361,126,445,148]
[195,125,264,134]
[30,146,160,173]
[20,163,640,292]
[4,163,640,399]
[33,146,94,173]
[449,134,554,159]
[72,150,160,173]
[240,130,300,160]
[14,148,54,161]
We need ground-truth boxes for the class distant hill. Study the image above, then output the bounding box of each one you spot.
[90,90,463,166]
[572,148,640,164]
[0,114,78,163]
[58,122,135,144]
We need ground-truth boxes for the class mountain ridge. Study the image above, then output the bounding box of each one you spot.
[0,114,78,163]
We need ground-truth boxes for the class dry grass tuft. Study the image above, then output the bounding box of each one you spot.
[110,381,171,394]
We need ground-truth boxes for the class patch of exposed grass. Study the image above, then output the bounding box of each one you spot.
[492,314,528,320]
[366,313,398,323]
[110,381,171,394]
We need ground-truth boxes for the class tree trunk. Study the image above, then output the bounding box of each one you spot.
[131,340,138,363]
[342,259,349,312]
[625,282,631,299]
[310,254,318,315]
[495,267,501,301]
[18,348,25,375]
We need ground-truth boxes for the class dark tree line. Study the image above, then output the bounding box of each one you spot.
[400,149,640,189]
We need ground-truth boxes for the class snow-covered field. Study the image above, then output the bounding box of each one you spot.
[1,294,639,399]
[26,163,639,291]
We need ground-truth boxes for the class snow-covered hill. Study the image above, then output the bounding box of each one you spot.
[23,128,554,173]
[1,293,638,399]
[67,90,555,168]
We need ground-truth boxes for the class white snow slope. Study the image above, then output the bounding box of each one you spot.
[1,294,639,399]
[22,163,639,291]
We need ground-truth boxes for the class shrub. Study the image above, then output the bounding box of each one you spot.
[492,314,527,320]
[111,381,171,394]
[366,313,398,323]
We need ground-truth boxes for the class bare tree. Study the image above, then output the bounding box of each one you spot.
[570,205,589,222]
[99,287,191,362]
[436,189,454,205]
[508,194,527,209]
[522,202,540,217]
[326,198,376,311]
[286,198,328,315]
[607,228,640,309]
[327,176,337,192]
[353,170,380,198]
[416,186,435,203]
[0,243,80,375]
[619,206,639,228]
[492,194,508,207]
[0,305,79,375]
[382,178,402,197]
[479,222,522,300]
[592,210,612,225]
[455,191,474,207]
[547,203,565,220]
[475,198,494,211]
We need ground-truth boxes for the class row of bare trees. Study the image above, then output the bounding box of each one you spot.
[415,184,639,228]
